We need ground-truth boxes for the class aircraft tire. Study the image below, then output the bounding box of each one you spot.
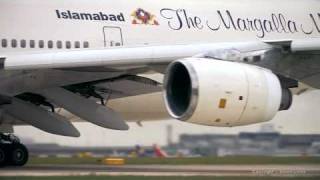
[0,144,9,167]
[9,143,28,166]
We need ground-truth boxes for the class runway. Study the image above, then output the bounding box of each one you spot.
[1,164,320,177]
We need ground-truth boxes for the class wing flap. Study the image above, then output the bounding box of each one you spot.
[3,98,80,137]
[38,87,129,130]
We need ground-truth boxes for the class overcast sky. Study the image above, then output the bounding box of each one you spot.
[15,90,320,147]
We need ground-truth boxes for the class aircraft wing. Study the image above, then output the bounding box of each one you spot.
[2,39,319,81]
[261,38,320,89]
[1,39,320,136]
[1,42,272,70]
[265,38,320,52]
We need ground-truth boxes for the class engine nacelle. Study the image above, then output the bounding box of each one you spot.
[163,58,290,127]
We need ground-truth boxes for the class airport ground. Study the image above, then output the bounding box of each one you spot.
[1,176,320,180]
[28,156,320,165]
[1,156,320,179]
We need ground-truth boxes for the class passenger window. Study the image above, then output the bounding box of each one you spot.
[83,41,89,48]
[39,40,44,48]
[75,41,80,48]
[20,39,26,48]
[66,41,71,49]
[11,39,17,48]
[1,39,7,48]
[30,40,35,48]
[57,41,62,49]
[48,40,53,49]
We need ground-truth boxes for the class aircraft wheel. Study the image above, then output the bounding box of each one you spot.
[0,144,8,167]
[9,143,28,166]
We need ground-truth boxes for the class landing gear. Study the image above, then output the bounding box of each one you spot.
[0,145,7,167]
[0,133,28,167]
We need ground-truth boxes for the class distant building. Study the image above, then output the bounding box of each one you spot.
[179,134,237,156]
[178,132,320,156]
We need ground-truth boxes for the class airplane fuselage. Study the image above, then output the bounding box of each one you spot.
[0,0,320,53]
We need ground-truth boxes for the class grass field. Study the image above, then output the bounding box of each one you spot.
[1,176,320,180]
[28,156,320,165]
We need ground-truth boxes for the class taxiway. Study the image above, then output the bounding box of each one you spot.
[1,164,320,177]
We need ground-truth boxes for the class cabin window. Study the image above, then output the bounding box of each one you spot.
[30,40,35,48]
[48,40,53,49]
[1,39,7,48]
[57,41,62,49]
[1,39,92,49]
[66,41,71,49]
[83,41,89,48]
[75,41,80,48]
[39,40,44,48]
[11,39,17,48]
[20,39,26,48]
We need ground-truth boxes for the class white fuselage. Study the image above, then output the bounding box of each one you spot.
[0,0,319,54]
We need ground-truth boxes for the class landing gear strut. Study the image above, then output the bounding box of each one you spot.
[0,133,28,167]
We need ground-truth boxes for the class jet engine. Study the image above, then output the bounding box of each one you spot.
[163,58,292,127]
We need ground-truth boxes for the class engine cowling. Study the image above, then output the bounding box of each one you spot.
[163,58,290,127]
